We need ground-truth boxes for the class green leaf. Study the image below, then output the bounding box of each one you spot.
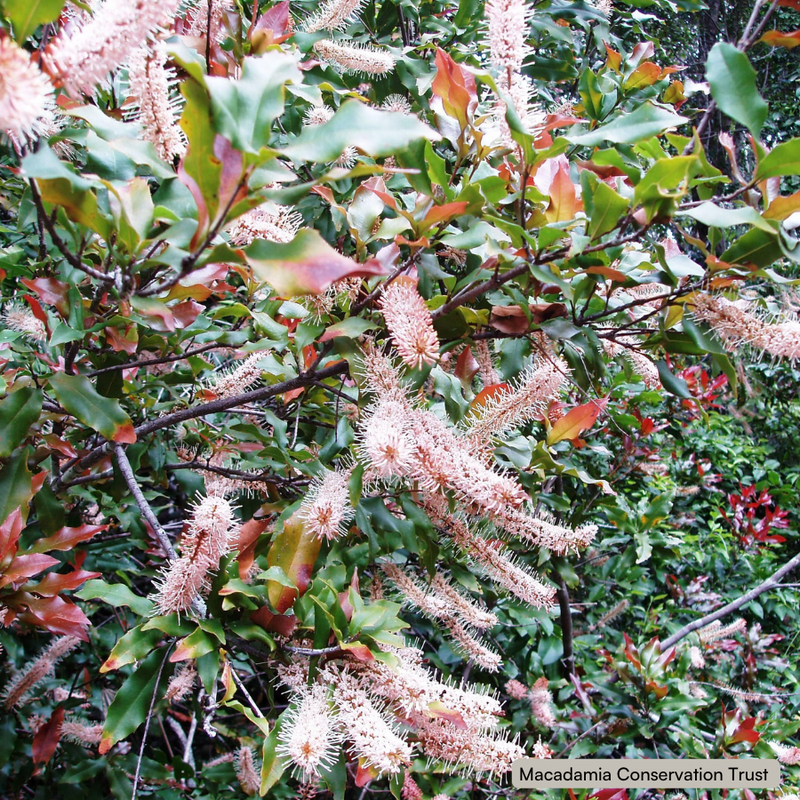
[706,43,768,137]
[633,155,701,222]
[206,52,302,153]
[567,102,688,146]
[3,0,66,42]
[755,138,800,180]
[100,649,169,754]
[721,226,782,268]
[282,100,440,163]
[0,451,33,523]
[656,360,692,398]
[48,372,136,443]
[100,625,163,672]
[261,709,288,794]
[266,510,321,613]
[587,181,629,240]
[0,387,42,457]
[679,201,775,232]
[77,579,154,616]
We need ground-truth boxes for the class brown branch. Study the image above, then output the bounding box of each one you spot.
[661,548,800,649]
[29,181,116,284]
[114,443,177,560]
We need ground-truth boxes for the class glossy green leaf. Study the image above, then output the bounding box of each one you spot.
[755,138,800,180]
[48,372,136,444]
[567,102,688,146]
[100,625,163,672]
[586,181,629,240]
[0,451,33,523]
[99,649,169,754]
[206,52,302,153]
[0,387,42,457]
[77,579,154,616]
[706,43,768,137]
[282,100,440,163]
[4,0,66,42]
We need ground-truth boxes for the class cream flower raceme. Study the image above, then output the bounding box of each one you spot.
[126,44,185,162]
[47,0,180,97]
[379,279,440,369]
[0,36,54,143]
[313,39,395,76]
[153,494,238,615]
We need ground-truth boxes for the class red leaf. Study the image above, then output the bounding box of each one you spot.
[470,383,509,410]
[30,567,101,597]
[454,346,479,385]
[252,0,292,45]
[0,553,60,588]
[547,399,607,445]
[30,523,106,554]
[21,278,70,316]
[545,164,578,223]
[340,642,374,662]
[0,507,24,562]
[32,706,64,767]
[779,0,800,8]
[172,300,204,329]
[16,594,91,639]
[105,325,138,355]
[42,435,78,459]
[250,606,298,637]
[427,700,468,729]
[431,48,477,129]
[604,43,622,72]
[590,790,629,800]
[420,201,469,233]
[236,517,271,580]
[490,304,530,334]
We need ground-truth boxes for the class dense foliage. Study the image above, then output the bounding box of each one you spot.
[2,0,800,796]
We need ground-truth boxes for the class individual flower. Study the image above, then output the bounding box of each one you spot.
[692,293,800,361]
[277,686,340,780]
[1,303,47,341]
[335,145,358,170]
[402,772,423,800]
[184,0,232,43]
[46,0,180,97]
[769,741,800,765]
[126,44,186,162]
[61,718,104,746]
[313,39,395,76]
[358,399,415,479]
[153,494,238,615]
[473,339,500,386]
[165,663,196,703]
[484,0,529,72]
[304,104,334,126]
[532,736,553,759]
[0,35,54,143]
[603,340,661,389]
[697,618,747,644]
[379,279,440,369]
[298,469,353,541]
[445,618,502,672]
[381,94,411,114]
[589,599,628,631]
[329,666,413,775]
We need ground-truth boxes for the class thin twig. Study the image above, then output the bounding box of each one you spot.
[132,645,174,800]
